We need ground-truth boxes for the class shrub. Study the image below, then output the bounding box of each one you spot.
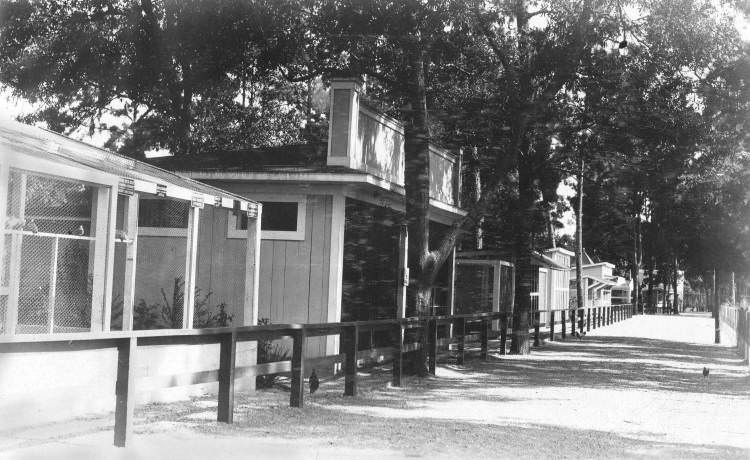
[256,318,290,389]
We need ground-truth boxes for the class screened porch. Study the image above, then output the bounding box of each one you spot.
[0,119,261,336]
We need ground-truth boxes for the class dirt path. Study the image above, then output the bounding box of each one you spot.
[2,313,749,459]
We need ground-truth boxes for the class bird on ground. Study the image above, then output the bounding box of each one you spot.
[309,369,319,394]
[24,219,39,234]
[71,225,85,236]
[703,367,710,391]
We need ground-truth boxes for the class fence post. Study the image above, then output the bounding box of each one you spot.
[114,337,137,448]
[549,310,555,342]
[343,324,359,396]
[480,318,489,360]
[217,331,237,423]
[392,322,403,386]
[456,317,466,365]
[428,319,438,375]
[290,329,306,408]
[533,311,541,347]
[561,309,566,339]
[570,310,576,334]
[500,314,508,355]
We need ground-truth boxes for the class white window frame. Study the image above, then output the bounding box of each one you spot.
[137,196,189,237]
[228,195,306,241]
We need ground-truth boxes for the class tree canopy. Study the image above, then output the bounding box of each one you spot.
[1,0,749,350]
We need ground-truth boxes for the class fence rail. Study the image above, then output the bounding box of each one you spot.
[0,305,634,447]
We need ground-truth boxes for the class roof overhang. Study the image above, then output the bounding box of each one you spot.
[180,169,467,217]
[0,119,258,211]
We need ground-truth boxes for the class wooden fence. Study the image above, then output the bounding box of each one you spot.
[0,305,634,448]
[720,304,750,364]
[533,304,634,344]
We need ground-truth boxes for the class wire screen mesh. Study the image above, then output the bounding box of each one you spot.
[0,236,10,333]
[454,264,494,314]
[194,205,247,328]
[499,265,514,314]
[5,169,95,333]
[0,296,6,334]
[133,196,189,330]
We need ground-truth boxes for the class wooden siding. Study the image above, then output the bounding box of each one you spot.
[256,195,332,358]
[429,147,457,206]
[195,207,247,324]
[125,204,247,328]
[200,182,337,358]
[357,106,405,185]
[329,88,352,158]
[326,83,459,206]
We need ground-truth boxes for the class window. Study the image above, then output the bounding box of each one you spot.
[228,195,306,240]
[137,198,190,236]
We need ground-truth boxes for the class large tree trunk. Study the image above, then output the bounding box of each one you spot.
[403,49,433,317]
[510,156,535,354]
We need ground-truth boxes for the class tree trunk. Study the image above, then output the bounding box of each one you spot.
[631,194,642,314]
[546,206,556,248]
[672,256,679,314]
[510,155,535,354]
[575,156,585,311]
[403,49,433,317]
[647,258,656,312]
[470,146,484,250]
[713,268,720,343]
[711,270,716,318]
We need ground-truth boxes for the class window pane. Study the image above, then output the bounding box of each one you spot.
[138,199,189,228]
[260,202,298,232]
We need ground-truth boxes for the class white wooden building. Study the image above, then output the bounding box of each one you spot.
[0,118,262,428]
[454,247,571,328]
[158,79,466,358]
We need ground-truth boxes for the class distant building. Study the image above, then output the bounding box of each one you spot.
[454,247,571,328]
[569,250,630,308]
